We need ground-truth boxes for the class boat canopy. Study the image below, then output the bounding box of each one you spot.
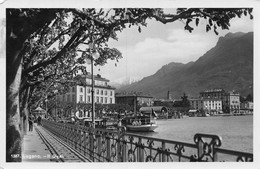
[139,106,168,113]
[188,109,198,113]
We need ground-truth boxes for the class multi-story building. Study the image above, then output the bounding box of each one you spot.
[199,88,240,114]
[223,91,240,114]
[189,98,204,111]
[115,92,153,112]
[200,88,226,99]
[203,98,223,114]
[240,101,253,114]
[241,101,253,110]
[58,74,116,104]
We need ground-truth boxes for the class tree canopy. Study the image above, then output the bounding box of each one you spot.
[8,8,254,108]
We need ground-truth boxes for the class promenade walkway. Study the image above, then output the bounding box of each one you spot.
[22,124,52,162]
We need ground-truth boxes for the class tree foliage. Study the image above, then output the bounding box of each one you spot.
[8,8,254,108]
[181,92,190,108]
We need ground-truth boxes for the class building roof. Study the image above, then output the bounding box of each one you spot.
[200,88,225,93]
[115,92,153,98]
[189,98,203,101]
[85,74,110,82]
[226,91,240,95]
[74,74,110,82]
[74,74,115,89]
[139,106,168,112]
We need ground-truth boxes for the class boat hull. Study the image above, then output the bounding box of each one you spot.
[126,124,158,132]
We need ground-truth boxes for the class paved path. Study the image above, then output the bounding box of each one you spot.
[22,124,91,162]
[22,124,53,162]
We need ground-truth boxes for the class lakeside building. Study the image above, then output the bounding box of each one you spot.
[199,89,240,114]
[199,88,226,100]
[189,98,204,111]
[115,92,153,112]
[241,101,253,110]
[223,91,240,114]
[240,101,253,114]
[203,98,223,115]
[189,97,223,115]
[57,74,116,104]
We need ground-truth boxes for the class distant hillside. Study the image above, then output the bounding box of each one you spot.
[118,32,253,99]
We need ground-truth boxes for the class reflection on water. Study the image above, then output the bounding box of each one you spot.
[127,116,253,153]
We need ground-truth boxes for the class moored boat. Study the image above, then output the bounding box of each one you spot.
[121,113,158,132]
[125,123,158,132]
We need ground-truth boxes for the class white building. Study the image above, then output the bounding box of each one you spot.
[203,98,223,115]
[58,74,115,104]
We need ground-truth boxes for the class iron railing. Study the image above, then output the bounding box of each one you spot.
[42,120,253,162]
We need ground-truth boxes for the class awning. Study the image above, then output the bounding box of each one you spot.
[34,107,46,114]
[35,107,44,111]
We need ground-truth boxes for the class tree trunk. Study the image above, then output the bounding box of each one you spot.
[6,30,24,162]
[20,87,31,136]
[6,58,23,162]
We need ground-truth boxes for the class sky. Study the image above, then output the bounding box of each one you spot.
[85,10,253,85]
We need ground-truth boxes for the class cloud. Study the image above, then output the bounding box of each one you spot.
[99,15,253,84]
[102,30,219,83]
[126,29,218,77]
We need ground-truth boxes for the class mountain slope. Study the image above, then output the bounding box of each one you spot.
[118,32,253,99]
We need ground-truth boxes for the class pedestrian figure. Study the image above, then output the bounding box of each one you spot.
[37,116,42,126]
[28,114,34,131]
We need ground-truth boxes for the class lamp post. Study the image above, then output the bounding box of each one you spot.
[89,43,100,129]
[45,96,48,118]
[54,90,58,121]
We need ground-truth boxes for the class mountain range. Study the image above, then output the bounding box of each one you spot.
[117,32,253,99]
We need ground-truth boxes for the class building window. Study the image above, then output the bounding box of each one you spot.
[72,95,76,102]
[80,87,83,93]
[96,89,99,94]
[79,110,83,117]
[110,91,113,96]
[87,88,91,94]
[110,98,113,104]
[101,90,103,95]
[105,90,107,95]
[101,97,103,103]
[88,96,91,103]
[80,95,83,102]
[105,97,107,104]
[97,96,99,103]
[72,87,75,92]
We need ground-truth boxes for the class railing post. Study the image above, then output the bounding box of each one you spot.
[137,137,144,162]
[122,137,127,162]
[97,132,101,161]
[89,127,95,162]
[197,139,203,161]
[73,127,77,149]
[162,141,166,162]
[76,128,79,150]
[213,148,218,162]
[116,127,126,162]
[194,133,222,162]
[106,135,111,161]
[84,130,88,156]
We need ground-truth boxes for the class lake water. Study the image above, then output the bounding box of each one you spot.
[136,115,253,153]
